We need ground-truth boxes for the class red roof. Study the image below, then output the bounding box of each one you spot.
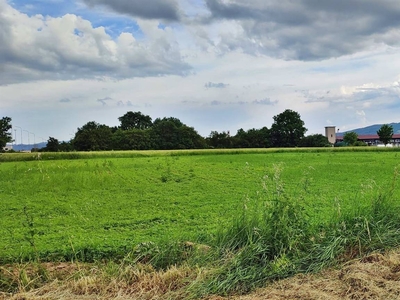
[336,134,400,141]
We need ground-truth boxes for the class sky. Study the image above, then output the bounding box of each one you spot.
[1,0,400,143]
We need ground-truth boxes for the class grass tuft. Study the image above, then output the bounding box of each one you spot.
[191,164,400,297]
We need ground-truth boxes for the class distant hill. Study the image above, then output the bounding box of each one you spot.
[6,142,47,151]
[337,122,400,136]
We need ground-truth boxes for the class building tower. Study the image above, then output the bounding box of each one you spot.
[325,126,336,145]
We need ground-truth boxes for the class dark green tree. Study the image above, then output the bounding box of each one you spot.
[299,134,330,147]
[118,111,153,130]
[233,129,250,148]
[0,116,12,149]
[270,109,307,147]
[207,131,233,148]
[343,132,358,146]
[72,121,113,151]
[59,141,73,152]
[249,127,271,148]
[377,124,394,146]
[178,125,207,149]
[233,127,270,148]
[45,137,60,152]
[112,129,131,150]
[112,128,152,150]
[151,117,205,149]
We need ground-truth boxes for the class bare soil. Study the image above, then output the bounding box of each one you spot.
[2,250,400,300]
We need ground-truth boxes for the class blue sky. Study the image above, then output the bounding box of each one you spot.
[2,0,400,143]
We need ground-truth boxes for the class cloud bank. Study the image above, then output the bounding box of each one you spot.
[82,0,180,21]
[203,0,400,60]
[0,0,190,85]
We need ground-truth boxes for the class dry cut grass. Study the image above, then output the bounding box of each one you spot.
[228,250,400,300]
[3,249,400,300]
[0,262,200,300]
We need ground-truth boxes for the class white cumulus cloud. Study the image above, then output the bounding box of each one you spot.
[0,0,190,85]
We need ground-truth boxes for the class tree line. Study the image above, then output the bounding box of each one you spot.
[0,110,334,152]
[4,110,392,152]
[42,109,332,152]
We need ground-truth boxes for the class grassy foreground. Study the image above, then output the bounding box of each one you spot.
[3,249,400,299]
[1,148,400,297]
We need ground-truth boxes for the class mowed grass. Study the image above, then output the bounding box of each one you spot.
[0,150,399,263]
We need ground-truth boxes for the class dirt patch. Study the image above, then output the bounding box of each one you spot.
[3,250,400,300]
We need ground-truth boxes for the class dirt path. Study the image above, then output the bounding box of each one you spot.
[3,250,400,300]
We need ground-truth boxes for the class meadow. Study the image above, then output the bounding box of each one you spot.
[1,148,400,297]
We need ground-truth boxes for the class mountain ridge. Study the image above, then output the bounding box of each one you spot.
[5,142,47,151]
[336,122,400,136]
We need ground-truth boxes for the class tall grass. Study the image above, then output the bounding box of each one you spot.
[302,167,400,272]
[192,165,400,296]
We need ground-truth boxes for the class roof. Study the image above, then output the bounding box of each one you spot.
[336,134,400,141]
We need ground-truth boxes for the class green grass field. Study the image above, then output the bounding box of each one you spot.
[1,149,399,263]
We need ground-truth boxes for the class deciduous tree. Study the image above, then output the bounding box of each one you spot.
[377,124,394,146]
[118,111,153,130]
[343,132,358,146]
[0,116,12,149]
[233,127,270,148]
[112,128,152,150]
[207,131,233,148]
[299,134,330,147]
[72,121,113,151]
[46,137,60,152]
[151,117,205,149]
[270,110,307,147]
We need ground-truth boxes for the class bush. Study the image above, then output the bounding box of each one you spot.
[354,141,367,146]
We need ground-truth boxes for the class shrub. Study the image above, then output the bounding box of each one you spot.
[354,141,367,146]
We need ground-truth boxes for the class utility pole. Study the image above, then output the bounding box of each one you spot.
[30,132,35,149]
[23,130,30,150]
[15,126,22,148]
